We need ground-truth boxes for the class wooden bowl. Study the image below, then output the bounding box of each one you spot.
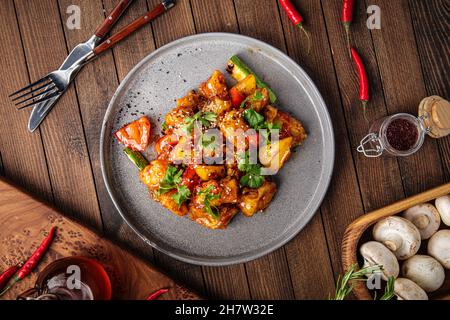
[341,182,450,300]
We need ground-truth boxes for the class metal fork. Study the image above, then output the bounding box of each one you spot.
[10,63,85,109]
[9,0,175,119]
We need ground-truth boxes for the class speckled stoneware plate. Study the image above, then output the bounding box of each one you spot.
[100,33,334,266]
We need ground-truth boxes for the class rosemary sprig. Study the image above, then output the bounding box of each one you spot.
[379,276,395,300]
[330,264,386,300]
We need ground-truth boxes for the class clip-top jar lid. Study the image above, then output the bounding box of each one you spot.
[418,95,450,138]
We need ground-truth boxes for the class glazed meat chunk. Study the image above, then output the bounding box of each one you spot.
[264,105,307,145]
[238,181,277,217]
[139,159,169,190]
[198,70,229,100]
[189,180,238,229]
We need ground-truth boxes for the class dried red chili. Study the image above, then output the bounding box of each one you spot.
[0,264,20,292]
[350,48,369,119]
[279,0,311,54]
[0,226,56,296]
[146,288,169,300]
[341,0,354,56]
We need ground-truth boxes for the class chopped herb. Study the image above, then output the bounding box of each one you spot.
[243,109,265,129]
[240,90,265,109]
[198,185,221,219]
[240,173,265,189]
[243,109,281,142]
[158,165,183,195]
[202,112,217,122]
[172,185,191,208]
[157,165,191,207]
[182,111,217,134]
[237,151,265,188]
[200,134,216,150]
[252,90,264,101]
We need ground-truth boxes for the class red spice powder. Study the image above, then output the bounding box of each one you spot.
[386,118,419,151]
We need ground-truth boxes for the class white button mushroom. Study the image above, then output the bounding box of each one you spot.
[394,278,428,300]
[435,195,450,226]
[360,241,399,280]
[427,230,450,269]
[372,216,421,260]
[403,203,441,239]
[402,255,445,292]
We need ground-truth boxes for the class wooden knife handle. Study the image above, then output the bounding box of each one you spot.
[93,3,166,56]
[94,0,133,39]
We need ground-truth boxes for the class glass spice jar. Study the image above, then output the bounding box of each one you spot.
[358,96,450,158]
[357,113,426,157]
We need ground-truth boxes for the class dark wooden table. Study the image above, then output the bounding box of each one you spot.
[0,0,448,299]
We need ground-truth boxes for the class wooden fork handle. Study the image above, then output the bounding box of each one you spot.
[94,0,134,39]
[93,3,166,56]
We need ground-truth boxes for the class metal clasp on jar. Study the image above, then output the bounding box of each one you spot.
[357,133,383,158]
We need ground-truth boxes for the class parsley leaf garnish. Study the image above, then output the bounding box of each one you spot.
[243,109,281,142]
[172,185,191,207]
[157,165,191,207]
[158,165,183,195]
[243,109,265,128]
[252,90,264,101]
[198,185,221,219]
[183,111,217,134]
[239,90,265,109]
[200,134,216,150]
[237,151,265,188]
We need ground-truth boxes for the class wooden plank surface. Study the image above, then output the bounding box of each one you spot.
[0,178,200,300]
[0,0,448,300]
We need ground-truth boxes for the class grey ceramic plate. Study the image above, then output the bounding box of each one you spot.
[100,33,334,266]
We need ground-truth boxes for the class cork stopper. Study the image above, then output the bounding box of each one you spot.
[418,95,450,138]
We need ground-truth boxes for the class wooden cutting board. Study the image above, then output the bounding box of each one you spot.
[0,178,200,300]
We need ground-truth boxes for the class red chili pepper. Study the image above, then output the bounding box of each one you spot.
[16,227,56,281]
[181,165,200,193]
[146,288,169,300]
[0,265,20,292]
[350,48,369,119]
[278,0,311,54]
[341,0,354,24]
[341,0,354,57]
[0,227,56,296]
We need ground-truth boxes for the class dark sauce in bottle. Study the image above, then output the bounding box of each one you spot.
[386,118,419,151]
